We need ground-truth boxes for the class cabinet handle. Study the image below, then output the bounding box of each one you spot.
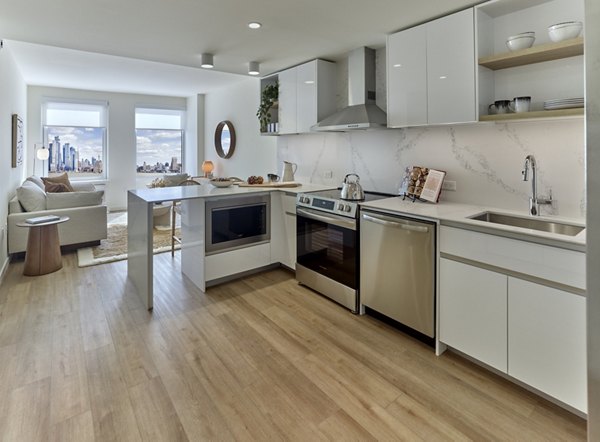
[362,213,429,233]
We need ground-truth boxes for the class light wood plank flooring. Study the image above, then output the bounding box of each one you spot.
[0,251,586,441]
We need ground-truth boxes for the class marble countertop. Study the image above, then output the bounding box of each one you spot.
[360,197,586,251]
[128,182,337,204]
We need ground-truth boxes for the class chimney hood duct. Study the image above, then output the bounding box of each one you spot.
[312,47,387,132]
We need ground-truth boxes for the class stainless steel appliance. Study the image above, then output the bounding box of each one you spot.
[205,194,270,255]
[296,189,390,312]
[360,209,436,339]
[340,173,365,201]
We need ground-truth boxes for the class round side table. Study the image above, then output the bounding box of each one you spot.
[16,216,69,276]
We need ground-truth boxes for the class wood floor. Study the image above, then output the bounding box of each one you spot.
[0,251,587,441]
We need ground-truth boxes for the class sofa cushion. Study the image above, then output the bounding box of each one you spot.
[26,175,45,190]
[16,181,47,212]
[46,190,104,210]
[44,182,72,193]
[71,182,96,192]
[42,172,74,192]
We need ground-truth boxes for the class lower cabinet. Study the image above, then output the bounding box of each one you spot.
[508,277,587,412]
[439,257,587,413]
[439,258,507,372]
[270,192,296,270]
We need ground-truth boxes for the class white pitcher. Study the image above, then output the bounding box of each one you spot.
[281,161,297,182]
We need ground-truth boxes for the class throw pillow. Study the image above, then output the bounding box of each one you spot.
[41,172,74,192]
[46,190,104,210]
[26,175,45,190]
[16,180,47,212]
[44,182,71,193]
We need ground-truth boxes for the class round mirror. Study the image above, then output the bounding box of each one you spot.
[214,120,236,159]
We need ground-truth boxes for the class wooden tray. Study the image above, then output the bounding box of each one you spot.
[236,182,302,188]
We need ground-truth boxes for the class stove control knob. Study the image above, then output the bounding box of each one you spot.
[344,205,352,212]
[300,197,309,204]
[337,203,345,211]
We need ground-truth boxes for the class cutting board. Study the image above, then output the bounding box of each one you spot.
[237,182,302,188]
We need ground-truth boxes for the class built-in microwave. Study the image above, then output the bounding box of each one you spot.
[205,194,270,255]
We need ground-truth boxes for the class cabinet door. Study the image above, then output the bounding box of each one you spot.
[296,61,317,134]
[508,278,587,412]
[386,24,427,127]
[427,8,476,124]
[278,67,297,134]
[439,258,507,372]
[284,213,296,269]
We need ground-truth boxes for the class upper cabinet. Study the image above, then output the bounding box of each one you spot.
[260,59,336,135]
[387,8,476,128]
[476,0,584,121]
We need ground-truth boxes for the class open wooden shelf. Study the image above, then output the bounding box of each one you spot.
[479,107,584,122]
[479,37,583,70]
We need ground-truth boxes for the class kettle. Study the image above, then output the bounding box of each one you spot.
[340,173,365,200]
[281,161,297,182]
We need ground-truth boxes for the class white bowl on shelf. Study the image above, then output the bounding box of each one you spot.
[548,21,583,42]
[506,34,536,51]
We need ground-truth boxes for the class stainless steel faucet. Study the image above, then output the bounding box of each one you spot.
[522,154,552,216]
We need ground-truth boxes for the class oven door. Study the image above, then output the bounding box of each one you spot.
[296,207,357,289]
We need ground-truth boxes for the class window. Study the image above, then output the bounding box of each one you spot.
[42,100,108,180]
[135,108,184,176]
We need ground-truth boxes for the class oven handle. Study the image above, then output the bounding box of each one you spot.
[361,213,429,233]
[297,208,356,231]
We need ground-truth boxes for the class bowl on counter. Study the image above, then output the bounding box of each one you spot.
[209,178,234,188]
[506,32,536,51]
[548,21,583,42]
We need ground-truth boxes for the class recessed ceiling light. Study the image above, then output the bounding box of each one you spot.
[393,63,402,68]
[201,53,214,69]
[248,61,260,76]
[304,80,315,84]
[248,22,262,29]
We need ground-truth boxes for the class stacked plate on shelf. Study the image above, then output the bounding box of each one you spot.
[543,98,584,110]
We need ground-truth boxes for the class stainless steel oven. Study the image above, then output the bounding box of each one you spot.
[205,194,270,255]
[296,206,359,312]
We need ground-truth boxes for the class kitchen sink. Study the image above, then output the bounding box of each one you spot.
[469,211,585,236]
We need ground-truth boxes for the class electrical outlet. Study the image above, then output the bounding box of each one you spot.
[323,170,333,179]
[442,180,457,191]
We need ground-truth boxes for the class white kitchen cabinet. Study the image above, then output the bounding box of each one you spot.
[508,277,587,412]
[439,258,508,372]
[387,24,427,127]
[270,192,296,269]
[386,8,476,127]
[278,68,298,134]
[277,59,336,135]
[427,8,476,125]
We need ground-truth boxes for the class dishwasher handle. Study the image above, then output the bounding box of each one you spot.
[361,213,429,233]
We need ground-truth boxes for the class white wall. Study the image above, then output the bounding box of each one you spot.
[277,119,585,218]
[27,86,187,210]
[204,78,277,179]
[586,0,600,436]
[0,43,27,273]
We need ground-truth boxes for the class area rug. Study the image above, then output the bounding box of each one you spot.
[77,223,181,267]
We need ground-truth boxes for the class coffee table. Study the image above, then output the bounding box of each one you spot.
[16,216,69,276]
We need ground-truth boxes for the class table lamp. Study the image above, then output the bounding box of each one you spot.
[202,160,214,178]
[36,145,50,176]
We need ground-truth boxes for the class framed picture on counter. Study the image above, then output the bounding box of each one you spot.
[420,169,446,203]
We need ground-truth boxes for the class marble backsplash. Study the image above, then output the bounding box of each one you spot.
[277,118,585,218]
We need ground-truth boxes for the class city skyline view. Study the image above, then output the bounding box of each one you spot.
[136,129,183,173]
[44,126,104,176]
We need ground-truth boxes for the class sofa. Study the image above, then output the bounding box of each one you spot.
[8,175,108,254]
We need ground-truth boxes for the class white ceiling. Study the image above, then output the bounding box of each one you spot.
[1,0,480,96]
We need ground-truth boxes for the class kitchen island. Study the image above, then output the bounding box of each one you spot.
[127,183,334,310]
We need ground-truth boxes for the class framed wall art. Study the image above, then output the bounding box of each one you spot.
[11,114,23,168]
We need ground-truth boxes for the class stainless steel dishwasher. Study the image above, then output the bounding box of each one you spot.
[360,209,435,338]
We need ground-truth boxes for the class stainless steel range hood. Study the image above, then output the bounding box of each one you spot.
[312,47,387,132]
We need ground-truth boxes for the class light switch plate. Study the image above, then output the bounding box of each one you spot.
[323,170,333,179]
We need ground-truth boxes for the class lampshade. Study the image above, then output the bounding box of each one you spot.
[36,146,49,160]
[201,160,214,173]
[248,61,260,76]
[201,53,214,69]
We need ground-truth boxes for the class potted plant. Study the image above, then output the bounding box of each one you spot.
[257,82,279,132]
